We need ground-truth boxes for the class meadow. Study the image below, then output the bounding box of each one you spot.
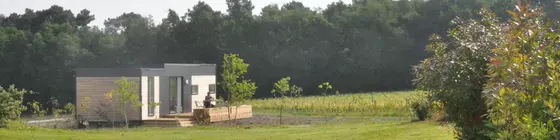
[248,91,420,117]
[0,91,454,140]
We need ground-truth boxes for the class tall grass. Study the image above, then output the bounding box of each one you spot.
[248,91,420,117]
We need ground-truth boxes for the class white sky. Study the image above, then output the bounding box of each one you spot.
[0,0,352,27]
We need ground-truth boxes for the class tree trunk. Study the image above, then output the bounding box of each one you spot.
[111,102,115,129]
[123,108,129,128]
[280,98,284,124]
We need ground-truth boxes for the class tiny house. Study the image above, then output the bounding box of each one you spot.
[74,63,216,122]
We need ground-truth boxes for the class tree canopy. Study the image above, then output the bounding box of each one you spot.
[1,0,553,105]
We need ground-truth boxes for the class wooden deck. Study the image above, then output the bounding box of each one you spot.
[142,113,195,127]
[193,105,252,123]
[142,105,253,127]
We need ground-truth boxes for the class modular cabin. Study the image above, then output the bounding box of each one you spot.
[74,63,217,126]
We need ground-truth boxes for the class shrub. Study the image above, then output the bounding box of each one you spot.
[412,8,503,139]
[410,97,431,121]
[484,2,560,139]
[0,85,29,127]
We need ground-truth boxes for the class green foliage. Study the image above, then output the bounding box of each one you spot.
[271,77,301,124]
[0,0,532,106]
[110,77,142,128]
[63,102,76,125]
[148,102,161,111]
[29,100,47,120]
[484,2,560,139]
[220,53,257,105]
[79,96,91,121]
[0,85,29,127]
[289,85,303,98]
[318,82,332,96]
[410,94,431,121]
[271,77,291,98]
[5,119,36,130]
[64,103,75,115]
[412,7,504,139]
[250,91,420,117]
[148,101,161,119]
[49,97,63,117]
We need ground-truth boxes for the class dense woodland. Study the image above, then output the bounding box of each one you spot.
[2,0,559,105]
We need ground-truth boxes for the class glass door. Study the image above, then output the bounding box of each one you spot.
[169,77,183,114]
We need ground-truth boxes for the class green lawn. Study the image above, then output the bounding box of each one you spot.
[0,121,453,140]
[1,91,454,140]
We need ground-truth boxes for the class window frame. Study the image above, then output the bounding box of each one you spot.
[209,84,216,94]
[148,77,155,116]
[191,85,199,95]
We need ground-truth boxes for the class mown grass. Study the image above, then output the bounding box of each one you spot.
[247,91,420,117]
[0,120,453,140]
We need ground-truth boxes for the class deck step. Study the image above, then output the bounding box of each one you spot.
[156,117,194,121]
[161,113,194,119]
[143,118,195,127]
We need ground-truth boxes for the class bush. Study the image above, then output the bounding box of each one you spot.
[412,8,503,139]
[0,85,30,127]
[484,3,560,139]
[414,2,560,139]
[410,98,431,121]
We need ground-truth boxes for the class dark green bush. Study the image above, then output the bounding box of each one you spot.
[414,2,560,139]
[412,8,501,139]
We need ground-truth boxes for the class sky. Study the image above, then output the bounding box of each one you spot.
[0,0,352,27]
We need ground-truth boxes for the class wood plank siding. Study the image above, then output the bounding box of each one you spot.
[76,77,141,122]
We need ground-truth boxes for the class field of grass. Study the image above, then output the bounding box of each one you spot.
[0,120,453,140]
[0,91,454,140]
[248,91,420,117]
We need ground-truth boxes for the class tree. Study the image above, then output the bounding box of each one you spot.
[104,92,116,128]
[221,54,257,104]
[110,77,142,128]
[318,82,333,122]
[76,9,95,27]
[220,53,257,123]
[183,2,224,63]
[271,77,291,124]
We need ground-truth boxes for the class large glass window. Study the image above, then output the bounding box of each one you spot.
[148,77,155,116]
[169,77,177,114]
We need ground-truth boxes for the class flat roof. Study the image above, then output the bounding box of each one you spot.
[164,63,216,66]
[75,63,216,77]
